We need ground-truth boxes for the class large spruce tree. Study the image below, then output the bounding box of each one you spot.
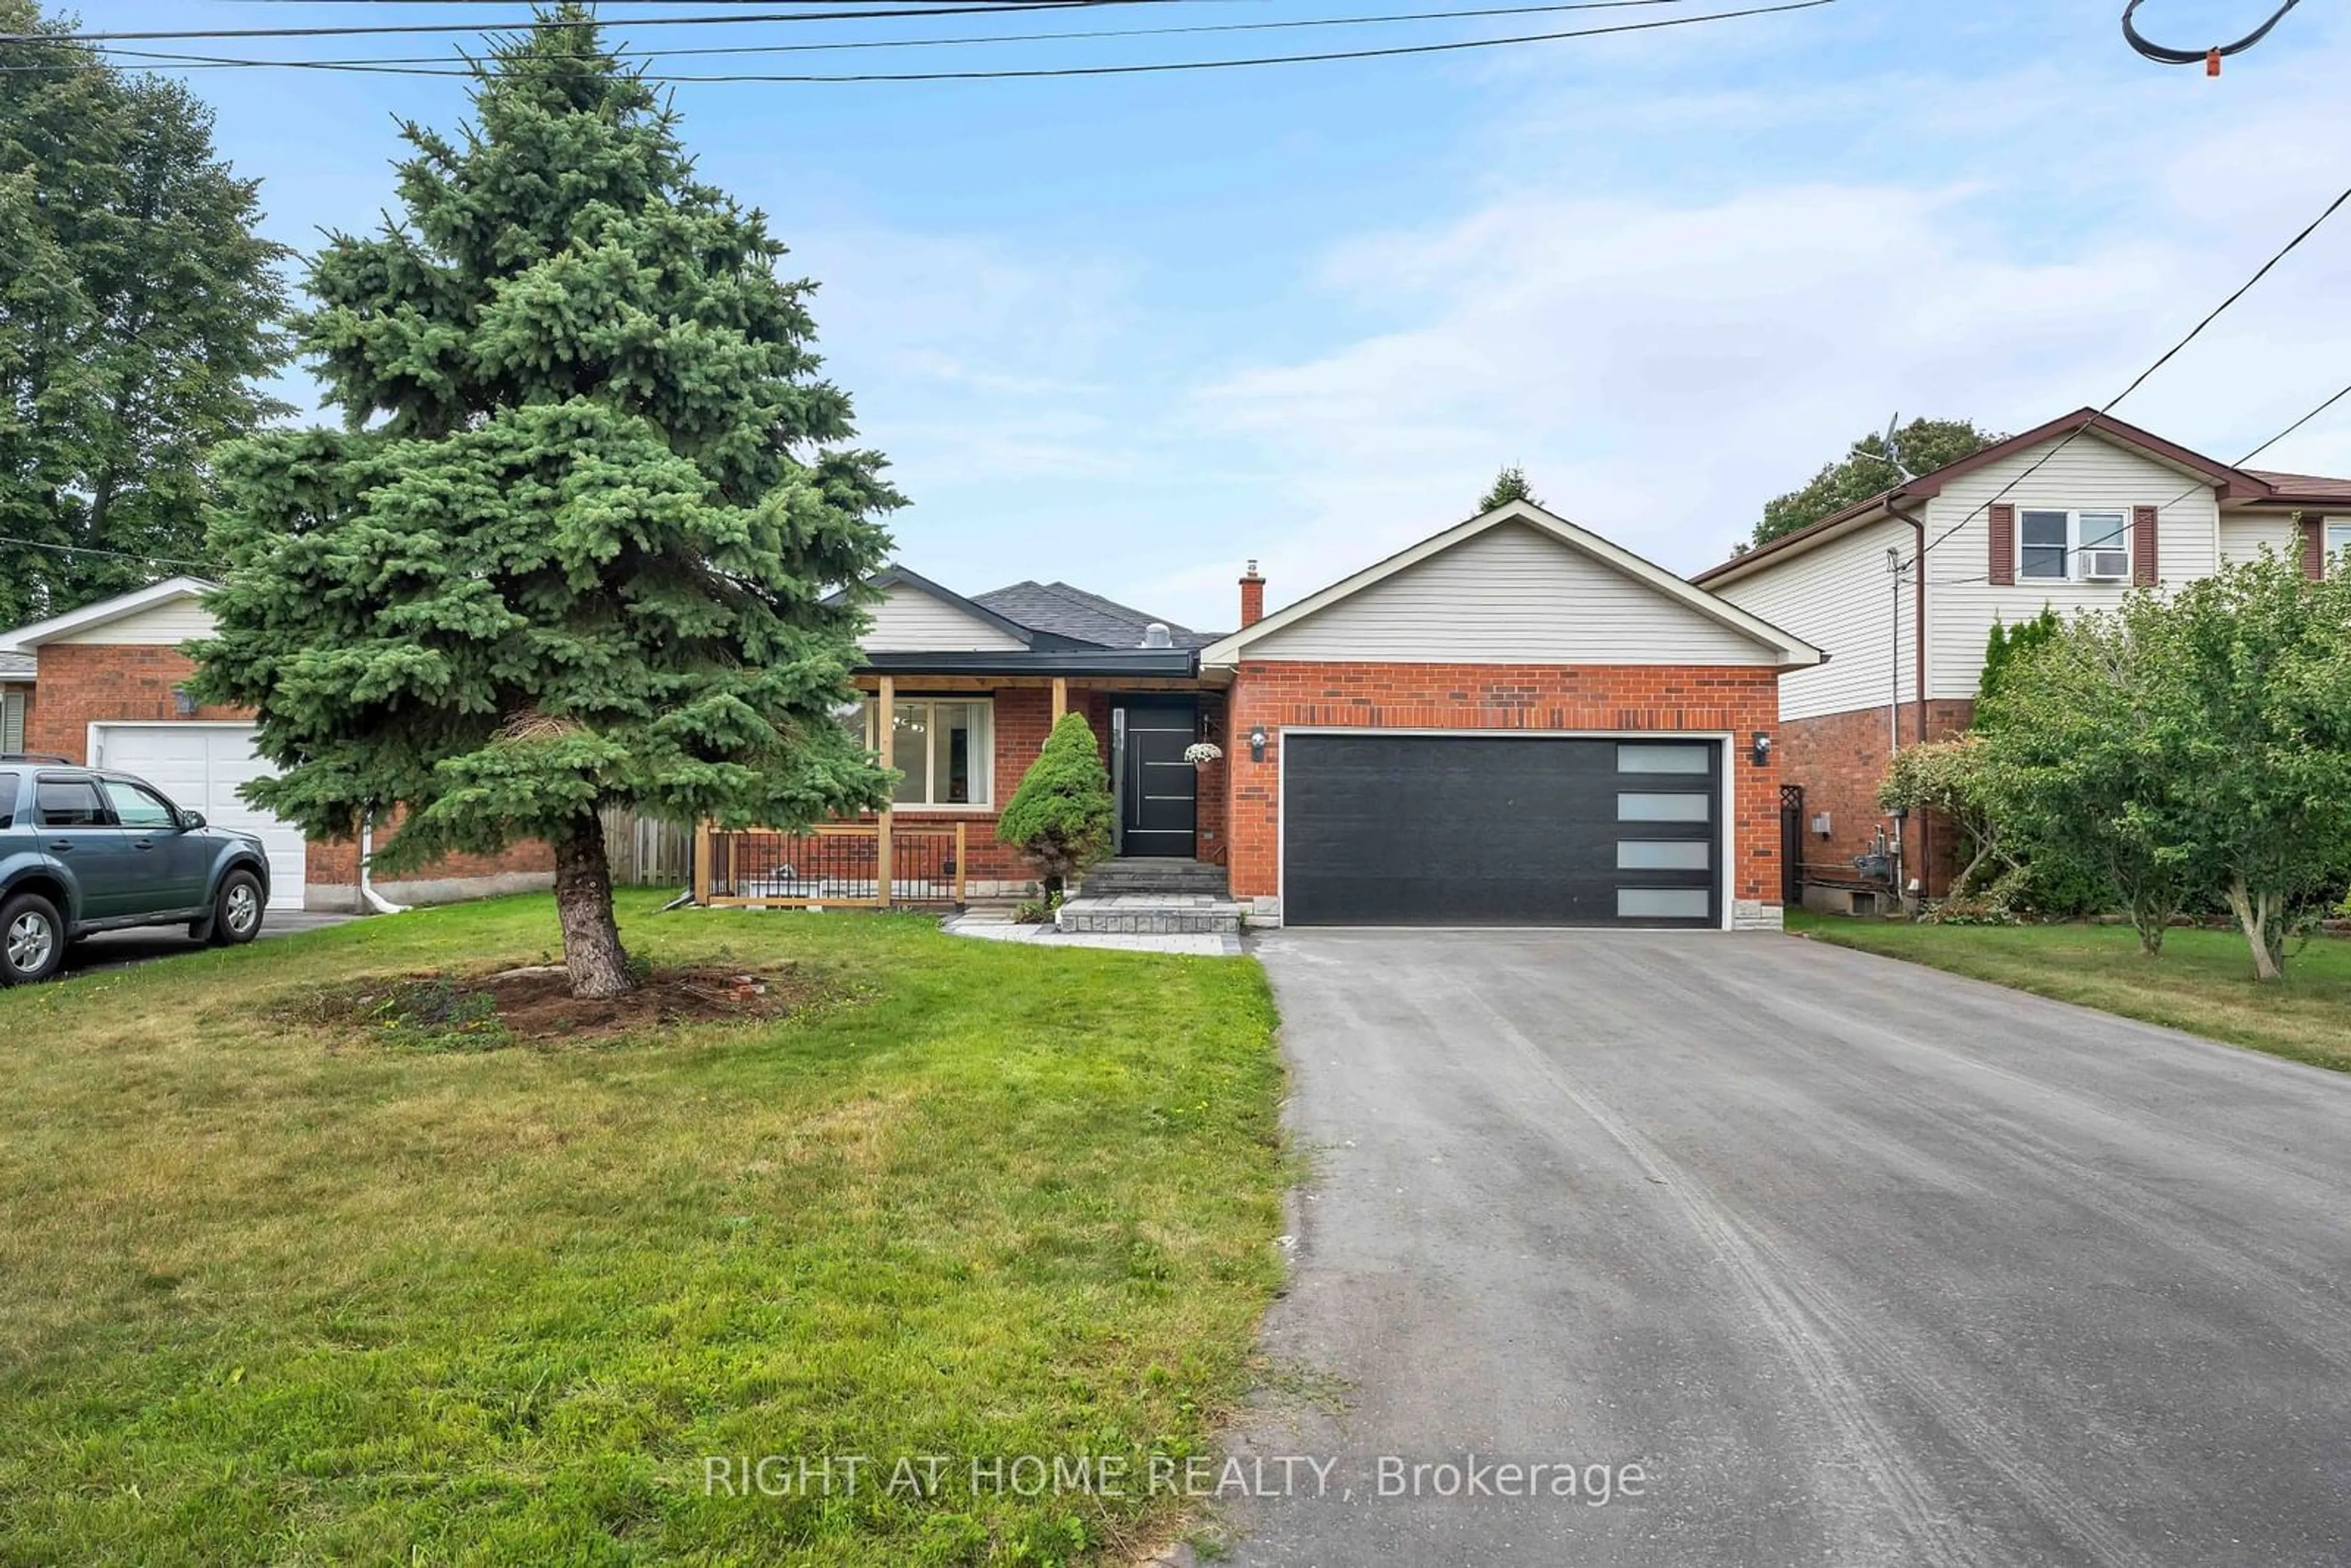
[192,7,902,997]
[0,0,291,623]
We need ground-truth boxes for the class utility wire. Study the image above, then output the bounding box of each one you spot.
[2122,0,2302,67]
[66,0,1697,73]
[0,535,214,570]
[0,1,1161,44]
[39,0,1833,81]
[1905,177,2351,573]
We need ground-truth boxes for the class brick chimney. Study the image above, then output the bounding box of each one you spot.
[1239,559,1265,629]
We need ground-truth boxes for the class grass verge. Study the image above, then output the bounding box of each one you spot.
[1788,910,2351,1073]
[0,891,1286,1566]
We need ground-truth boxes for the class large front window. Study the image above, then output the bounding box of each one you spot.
[2019,509,2130,582]
[2328,520,2351,572]
[864,697,993,807]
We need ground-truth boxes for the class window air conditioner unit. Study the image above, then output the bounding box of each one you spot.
[2083,549,2130,581]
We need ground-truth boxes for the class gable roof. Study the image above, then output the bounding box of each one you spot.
[0,575,218,652]
[1695,408,2351,587]
[973,580,1216,650]
[1198,500,1821,669]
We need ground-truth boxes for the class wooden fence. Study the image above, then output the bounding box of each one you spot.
[598,806,694,887]
[694,821,967,909]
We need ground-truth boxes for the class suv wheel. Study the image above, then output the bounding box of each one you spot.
[0,892,66,985]
[208,869,265,948]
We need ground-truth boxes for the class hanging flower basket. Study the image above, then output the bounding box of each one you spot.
[1183,741,1223,767]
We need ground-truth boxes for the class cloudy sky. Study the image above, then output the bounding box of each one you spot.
[94,0,2351,630]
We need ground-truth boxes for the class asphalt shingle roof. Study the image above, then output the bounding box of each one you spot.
[972,580,1221,650]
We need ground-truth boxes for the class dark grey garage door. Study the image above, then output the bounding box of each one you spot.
[1283,734,1722,927]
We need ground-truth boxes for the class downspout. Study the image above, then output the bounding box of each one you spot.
[359,808,409,915]
[1891,501,1930,897]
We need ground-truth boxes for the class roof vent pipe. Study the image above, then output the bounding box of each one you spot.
[1142,622,1172,649]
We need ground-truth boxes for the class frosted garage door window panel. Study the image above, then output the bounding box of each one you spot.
[1619,888,1711,920]
[1618,839,1710,871]
[1617,743,1711,775]
[1618,792,1709,822]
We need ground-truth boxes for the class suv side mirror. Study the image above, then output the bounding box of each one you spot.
[181,811,206,830]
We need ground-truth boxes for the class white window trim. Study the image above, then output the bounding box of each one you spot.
[865,696,995,810]
[2017,508,2132,583]
[2326,520,2351,573]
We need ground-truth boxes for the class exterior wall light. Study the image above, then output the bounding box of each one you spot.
[1750,730,1772,767]
[1248,724,1269,763]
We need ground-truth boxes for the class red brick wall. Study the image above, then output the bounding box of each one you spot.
[25,644,246,757]
[1222,661,1784,909]
[26,643,553,896]
[1778,699,1975,896]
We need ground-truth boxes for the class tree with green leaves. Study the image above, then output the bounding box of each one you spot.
[996,712,1113,904]
[2131,553,2351,978]
[1748,418,1995,550]
[190,7,902,998]
[1971,616,2201,952]
[1477,464,1540,513]
[1976,606,2064,710]
[0,0,291,625]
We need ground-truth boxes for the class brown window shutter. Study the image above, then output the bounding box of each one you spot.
[2302,515,2327,579]
[2132,505,2158,585]
[1989,503,2015,586]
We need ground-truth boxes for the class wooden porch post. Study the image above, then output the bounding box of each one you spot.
[953,820,968,905]
[693,819,713,904]
[876,675,894,907]
[1051,677,1067,724]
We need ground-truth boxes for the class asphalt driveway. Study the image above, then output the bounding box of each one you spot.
[61,909,356,975]
[1221,928,2351,1567]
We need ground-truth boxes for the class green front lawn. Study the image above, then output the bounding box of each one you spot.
[0,894,1286,1566]
[1789,910,2351,1073]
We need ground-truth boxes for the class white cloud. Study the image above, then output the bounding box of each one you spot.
[1185,36,2351,615]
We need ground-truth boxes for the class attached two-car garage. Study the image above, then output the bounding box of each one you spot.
[1280,733,1723,927]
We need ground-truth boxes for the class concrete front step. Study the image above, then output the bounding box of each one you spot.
[1058,893,1245,936]
[1078,858,1231,897]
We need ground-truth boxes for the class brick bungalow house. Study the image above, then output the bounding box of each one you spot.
[1693,409,2351,906]
[4,497,1821,928]
[852,498,1820,928]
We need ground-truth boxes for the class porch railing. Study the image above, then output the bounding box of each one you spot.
[694,821,967,908]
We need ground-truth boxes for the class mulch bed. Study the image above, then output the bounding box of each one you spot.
[274,963,833,1049]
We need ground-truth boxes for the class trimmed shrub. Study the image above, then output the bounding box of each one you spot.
[997,713,1114,902]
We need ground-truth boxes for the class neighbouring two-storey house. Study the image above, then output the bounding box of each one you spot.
[1695,408,2351,905]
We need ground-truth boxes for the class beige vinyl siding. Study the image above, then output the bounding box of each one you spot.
[858,582,1026,653]
[1921,435,2220,699]
[2218,510,2298,566]
[53,597,216,645]
[1712,517,1914,722]
[1242,522,1779,666]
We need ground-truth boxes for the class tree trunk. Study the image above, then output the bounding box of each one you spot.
[2224,874,2281,982]
[553,814,636,1000]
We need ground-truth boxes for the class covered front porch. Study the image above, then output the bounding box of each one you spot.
[852,662,1229,898]
[696,658,1233,908]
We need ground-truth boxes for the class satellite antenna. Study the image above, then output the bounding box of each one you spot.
[1848,411,1918,484]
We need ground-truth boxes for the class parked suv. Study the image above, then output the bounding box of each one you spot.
[0,756,272,985]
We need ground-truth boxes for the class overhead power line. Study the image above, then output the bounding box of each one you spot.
[2122,0,2303,70]
[0,0,1160,44]
[0,535,214,570]
[27,0,1835,82]
[71,0,1700,73]
[1907,176,2351,572]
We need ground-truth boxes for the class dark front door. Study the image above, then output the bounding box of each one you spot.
[1282,734,1722,926]
[1119,698,1198,858]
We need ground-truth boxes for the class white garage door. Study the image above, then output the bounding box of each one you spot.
[90,724,306,910]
